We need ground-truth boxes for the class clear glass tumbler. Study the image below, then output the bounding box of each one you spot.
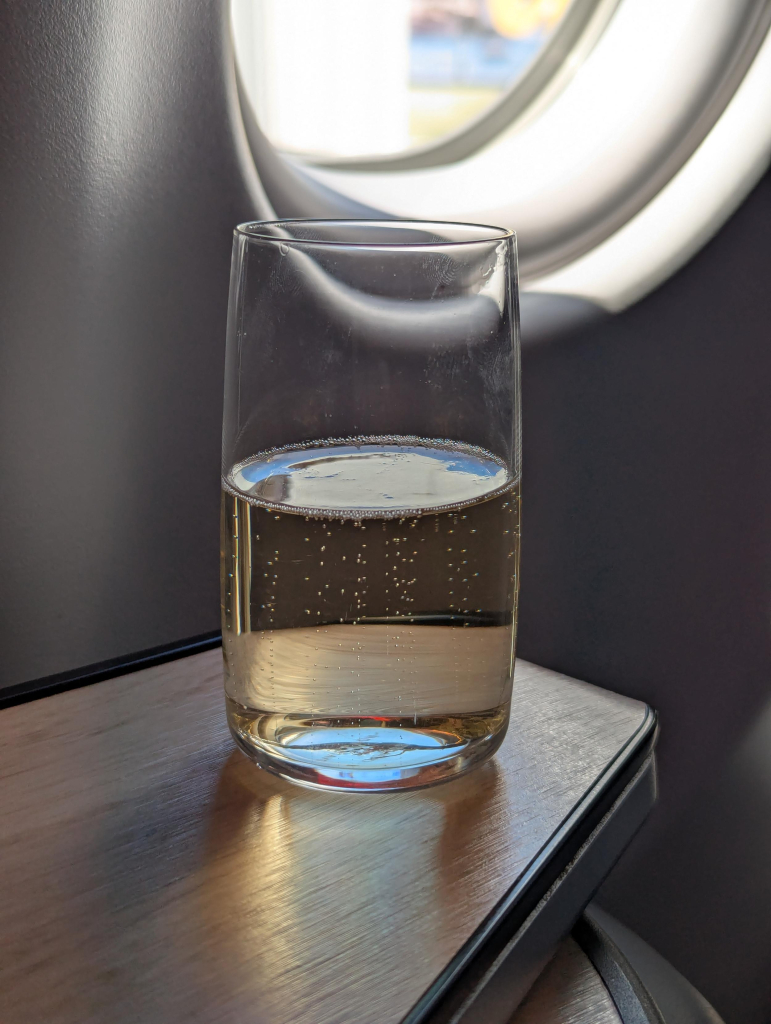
[221,220,520,791]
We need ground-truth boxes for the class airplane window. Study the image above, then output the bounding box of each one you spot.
[232,0,579,162]
[232,0,771,312]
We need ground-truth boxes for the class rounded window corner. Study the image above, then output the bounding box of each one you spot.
[231,0,771,316]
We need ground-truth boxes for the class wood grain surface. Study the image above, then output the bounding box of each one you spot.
[512,939,622,1024]
[0,652,645,1024]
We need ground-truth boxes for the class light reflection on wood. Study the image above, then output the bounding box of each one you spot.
[0,651,646,1024]
[511,938,622,1024]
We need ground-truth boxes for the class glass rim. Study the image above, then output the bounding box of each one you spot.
[234,218,515,248]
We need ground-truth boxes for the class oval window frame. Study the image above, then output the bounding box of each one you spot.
[231,0,771,311]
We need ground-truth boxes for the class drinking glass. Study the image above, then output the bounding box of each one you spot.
[221,220,520,791]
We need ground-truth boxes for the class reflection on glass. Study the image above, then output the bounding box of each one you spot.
[221,219,520,791]
[232,0,574,159]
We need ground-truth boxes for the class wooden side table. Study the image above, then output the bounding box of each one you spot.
[0,653,654,1024]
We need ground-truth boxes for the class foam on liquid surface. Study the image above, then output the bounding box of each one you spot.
[228,440,511,518]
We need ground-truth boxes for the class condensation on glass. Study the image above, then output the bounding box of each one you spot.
[221,219,520,790]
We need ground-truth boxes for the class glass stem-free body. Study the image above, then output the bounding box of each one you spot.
[221,218,520,791]
[222,439,520,790]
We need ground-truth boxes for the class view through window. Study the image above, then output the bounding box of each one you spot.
[234,0,573,160]
[409,0,571,149]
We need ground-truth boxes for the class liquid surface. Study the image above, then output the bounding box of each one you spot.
[221,439,520,791]
[228,440,510,517]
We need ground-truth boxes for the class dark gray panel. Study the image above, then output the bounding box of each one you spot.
[0,0,263,687]
[585,906,724,1024]
[517,170,771,1024]
[597,691,771,1024]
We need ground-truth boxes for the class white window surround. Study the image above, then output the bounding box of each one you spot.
[290,0,771,312]
[235,1,412,160]
[531,29,771,311]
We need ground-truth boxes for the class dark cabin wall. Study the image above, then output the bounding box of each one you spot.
[517,171,771,1024]
[520,167,771,817]
[0,0,265,691]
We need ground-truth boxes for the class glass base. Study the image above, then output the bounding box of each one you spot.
[225,696,509,792]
